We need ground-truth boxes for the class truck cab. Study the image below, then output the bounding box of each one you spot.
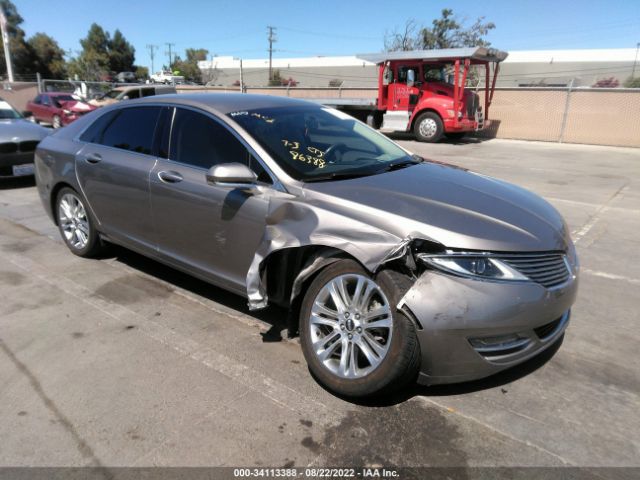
[358,48,507,142]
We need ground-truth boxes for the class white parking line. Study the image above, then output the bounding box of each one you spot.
[582,269,640,286]
[572,184,630,243]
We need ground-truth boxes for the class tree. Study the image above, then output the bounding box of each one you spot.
[171,48,208,83]
[385,9,496,51]
[109,29,135,73]
[624,76,640,88]
[69,23,111,80]
[28,33,66,78]
[134,65,148,80]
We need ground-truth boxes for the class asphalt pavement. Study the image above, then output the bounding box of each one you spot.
[1,138,638,473]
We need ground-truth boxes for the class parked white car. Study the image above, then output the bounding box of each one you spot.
[150,70,184,85]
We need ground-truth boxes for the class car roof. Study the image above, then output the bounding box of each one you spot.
[130,93,317,114]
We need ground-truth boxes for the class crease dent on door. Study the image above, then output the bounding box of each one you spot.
[245,196,411,310]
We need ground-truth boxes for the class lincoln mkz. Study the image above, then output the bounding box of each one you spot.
[35,94,578,397]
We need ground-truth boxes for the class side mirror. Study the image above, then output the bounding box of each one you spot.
[206,163,257,189]
[122,95,130,100]
[407,69,415,87]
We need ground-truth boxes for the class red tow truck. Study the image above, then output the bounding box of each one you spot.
[320,47,508,142]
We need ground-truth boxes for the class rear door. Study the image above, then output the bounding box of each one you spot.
[149,107,272,292]
[75,106,166,250]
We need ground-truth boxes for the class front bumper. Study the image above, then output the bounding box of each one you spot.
[0,152,35,177]
[399,270,578,385]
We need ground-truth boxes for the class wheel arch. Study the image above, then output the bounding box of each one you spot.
[50,181,77,225]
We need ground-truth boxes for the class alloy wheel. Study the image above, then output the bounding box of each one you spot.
[58,193,90,250]
[308,274,393,379]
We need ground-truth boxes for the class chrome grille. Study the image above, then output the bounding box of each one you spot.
[498,254,570,288]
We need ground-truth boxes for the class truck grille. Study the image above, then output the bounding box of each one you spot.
[498,254,571,288]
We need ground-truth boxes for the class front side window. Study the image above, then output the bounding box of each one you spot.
[41,95,51,106]
[100,107,162,154]
[228,106,414,182]
[141,88,155,97]
[170,108,270,182]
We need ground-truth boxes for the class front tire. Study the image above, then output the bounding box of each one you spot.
[55,187,104,257]
[414,111,443,143]
[299,260,420,398]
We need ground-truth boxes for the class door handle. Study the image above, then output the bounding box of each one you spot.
[85,153,102,164]
[158,170,183,183]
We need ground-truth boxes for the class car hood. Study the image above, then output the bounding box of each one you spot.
[302,161,570,252]
[89,98,117,107]
[0,119,50,142]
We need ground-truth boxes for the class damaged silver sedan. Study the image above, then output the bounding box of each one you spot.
[34,94,578,397]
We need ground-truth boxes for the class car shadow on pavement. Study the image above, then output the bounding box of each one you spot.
[337,336,564,407]
[0,176,36,189]
[105,244,290,339]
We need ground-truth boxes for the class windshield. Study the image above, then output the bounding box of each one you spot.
[104,90,123,99]
[228,106,414,182]
[0,100,21,119]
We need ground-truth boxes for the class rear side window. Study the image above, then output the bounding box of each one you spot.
[141,88,156,97]
[100,107,162,155]
[169,108,271,182]
[79,110,119,143]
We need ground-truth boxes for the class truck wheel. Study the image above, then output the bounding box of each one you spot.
[299,260,420,398]
[414,111,443,143]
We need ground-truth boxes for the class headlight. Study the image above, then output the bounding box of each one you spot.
[63,109,72,115]
[417,254,529,281]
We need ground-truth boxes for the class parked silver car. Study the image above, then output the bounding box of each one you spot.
[0,98,49,178]
[34,94,578,397]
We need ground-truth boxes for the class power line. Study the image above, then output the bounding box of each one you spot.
[267,26,277,82]
[146,44,158,74]
[165,43,176,68]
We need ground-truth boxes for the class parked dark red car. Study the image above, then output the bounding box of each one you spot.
[26,93,97,128]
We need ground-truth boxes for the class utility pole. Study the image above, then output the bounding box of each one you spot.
[147,44,158,74]
[632,42,640,79]
[165,43,175,70]
[0,6,14,82]
[267,26,277,83]
[239,58,244,93]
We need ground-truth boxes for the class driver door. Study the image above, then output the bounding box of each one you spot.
[150,107,272,293]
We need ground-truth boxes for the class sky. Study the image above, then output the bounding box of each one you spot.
[17,0,640,72]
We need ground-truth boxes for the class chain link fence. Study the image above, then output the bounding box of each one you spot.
[1,79,639,148]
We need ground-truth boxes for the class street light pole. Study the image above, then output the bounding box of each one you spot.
[0,7,14,82]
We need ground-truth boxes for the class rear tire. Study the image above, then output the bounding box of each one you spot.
[55,187,104,258]
[299,260,420,398]
[413,111,443,143]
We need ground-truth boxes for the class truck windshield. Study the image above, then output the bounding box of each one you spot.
[228,105,415,182]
